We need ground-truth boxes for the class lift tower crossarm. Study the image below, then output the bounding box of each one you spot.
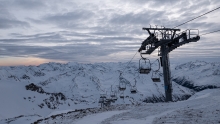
[168,35,200,53]
[139,28,181,54]
[142,27,180,31]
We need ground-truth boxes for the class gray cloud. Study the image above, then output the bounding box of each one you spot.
[125,0,178,5]
[13,0,45,9]
[0,44,49,57]
[110,10,166,26]
[0,5,30,29]
[43,10,95,29]
[0,42,132,62]
[1,31,141,45]
[2,0,46,10]
[0,17,30,29]
[0,32,65,44]
[0,0,220,64]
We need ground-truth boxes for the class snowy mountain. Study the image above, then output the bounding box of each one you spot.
[172,60,220,91]
[0,60,219,123]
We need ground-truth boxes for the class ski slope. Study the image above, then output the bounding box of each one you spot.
[31,89,220,124]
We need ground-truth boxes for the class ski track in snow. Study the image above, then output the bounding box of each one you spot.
[72,110,128,124]
[64,88,220,124]
[142,109,175,124]
[99,89,220,124]
[105,109,175,124]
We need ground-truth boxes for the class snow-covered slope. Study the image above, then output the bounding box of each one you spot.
[1,60,219,123]
[172,60,220,91]
[0,61,194,120]
[5,89,219,124]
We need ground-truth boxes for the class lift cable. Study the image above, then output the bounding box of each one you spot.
[200,29,220,36]
[173,6,220,28]
[110,50,138,90]
[150,58,159,65]
[119,51,139,92]
[123,51,138,72]
[150,58,160,71]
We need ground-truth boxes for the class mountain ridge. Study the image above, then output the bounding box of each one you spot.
[0,60,218,121]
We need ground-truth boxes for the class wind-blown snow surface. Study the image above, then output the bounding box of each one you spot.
[0,60,219,123]
[92,89,220,124]
[10,89,220,124]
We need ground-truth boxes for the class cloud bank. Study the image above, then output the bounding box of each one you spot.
[0,0,220,65]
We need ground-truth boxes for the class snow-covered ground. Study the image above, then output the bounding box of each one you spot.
[74,110,129,124]
[101,89,220,124]
[0,60,219,124]
[24,89,220,124]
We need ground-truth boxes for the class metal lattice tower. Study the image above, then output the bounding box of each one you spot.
[138,27,200,102]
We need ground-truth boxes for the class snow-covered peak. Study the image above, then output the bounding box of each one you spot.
[172,60,220,89]
[174,60,209,70]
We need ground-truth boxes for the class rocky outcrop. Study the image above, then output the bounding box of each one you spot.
[25,83,66,109]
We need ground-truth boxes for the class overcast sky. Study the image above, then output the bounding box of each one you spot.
[0,0,220,66]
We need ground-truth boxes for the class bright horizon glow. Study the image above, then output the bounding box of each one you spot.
[0,57,67,66]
